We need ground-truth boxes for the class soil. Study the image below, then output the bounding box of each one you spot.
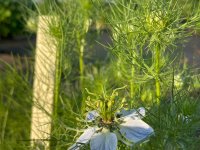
[0,35,35,68]
[0,33,200,68]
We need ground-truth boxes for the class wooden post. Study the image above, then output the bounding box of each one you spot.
[30,16,57,149]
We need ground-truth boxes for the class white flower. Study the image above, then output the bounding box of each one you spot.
[68,107,154,150]
[174,74,183,89]
[90,128,117,150]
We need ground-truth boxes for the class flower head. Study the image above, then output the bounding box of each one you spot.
[69,87,154,150]
[68,107,154,150]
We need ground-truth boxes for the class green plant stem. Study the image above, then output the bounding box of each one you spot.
[80,19,90,113]
[50,43,62,150]
[54,46,62,120]
[79,19,89,90]
[130,62,135,108]
[79,38,85,89]
[155,44,161,104]
[1,109,8,144]
[79,38,86,114]
[130,65,135,98]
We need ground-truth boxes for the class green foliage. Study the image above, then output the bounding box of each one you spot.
[140,92,200,150]
[0,59,33,149]
[86,86,127,122]
[100,0,200,104]
[0,0,32,38]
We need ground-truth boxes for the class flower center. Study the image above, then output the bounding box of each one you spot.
[98,118,118,132]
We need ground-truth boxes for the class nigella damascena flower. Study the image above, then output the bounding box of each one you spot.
[68,107,154,150]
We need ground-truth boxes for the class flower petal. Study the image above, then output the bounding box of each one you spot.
[68,127,96,150]
[120,117,154,144]
[137,107,145,118]
[120,108,137,117]
[86,110,99,122]
[90,129,117,150]
[119,107,146,119]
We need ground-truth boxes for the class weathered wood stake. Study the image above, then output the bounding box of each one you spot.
[30,16,57,149]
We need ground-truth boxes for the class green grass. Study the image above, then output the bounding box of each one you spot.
[0,59,33,150]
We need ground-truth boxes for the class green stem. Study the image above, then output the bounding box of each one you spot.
[130,58,135,108]
[155,44,161,104]
[79,38,86,114]
[130,63,135,108]
[50,43,62,150]
[130,65,135,98]
[79,19,89,90]
[79,38,85,89]
[80,19,90,113]
[1,109,8,144]
[54,45,62,120]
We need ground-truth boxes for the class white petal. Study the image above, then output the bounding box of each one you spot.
[120,107,145,119]
[120,108,137,118]
[68,127,96,150]
[137,107,145,118]
[86,110,99,122]
[68,143,78,150]
[77,127,96,144]
[90,129,117,150]
[120,117,154,144]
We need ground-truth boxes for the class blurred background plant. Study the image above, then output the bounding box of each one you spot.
[101,0,200,105]
[0,58,33,150]
[0,0,34,38]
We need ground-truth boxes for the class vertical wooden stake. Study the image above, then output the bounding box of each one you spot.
[30,16,57,149]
